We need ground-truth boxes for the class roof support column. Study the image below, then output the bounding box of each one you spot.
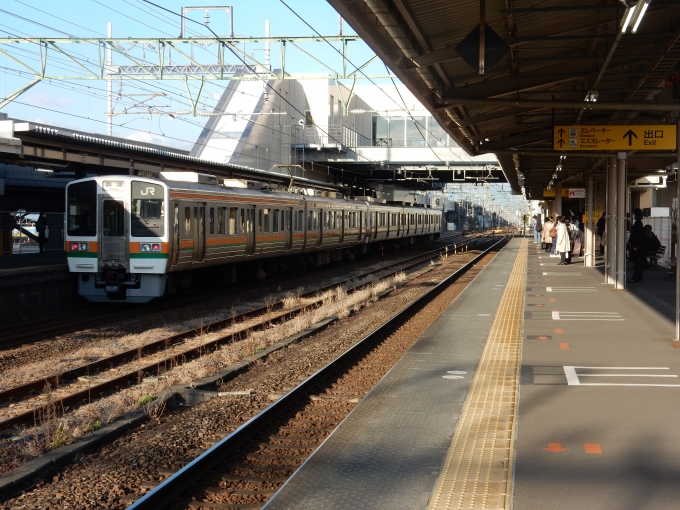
[554,182,562,216]
[606,158,617,285]
[675,118,680,340]
[616,152,627,290]
[584,170,595,268]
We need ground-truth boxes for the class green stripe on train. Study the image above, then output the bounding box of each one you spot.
[66,252,98,258]
[130,253,169,259]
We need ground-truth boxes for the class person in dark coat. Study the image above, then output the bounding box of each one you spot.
[35,212,49,253]
[627,208,645,282]
[596,211,606,255]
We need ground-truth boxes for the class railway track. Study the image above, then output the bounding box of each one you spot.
[0,231,484,349]
[0,233,493,431]
[125,234,510,509]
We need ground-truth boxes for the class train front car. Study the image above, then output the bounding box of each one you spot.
[65,176,169,303]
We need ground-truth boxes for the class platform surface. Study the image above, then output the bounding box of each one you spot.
[264,239,522,509]
[515,243,680,510]
[0,251,67,276]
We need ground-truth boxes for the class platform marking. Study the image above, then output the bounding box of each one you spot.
[429,239,527,510]
[552,311,623,321]
[542,443,569,453]
[546,287,596,292]
[555,328,564,334]
[549,299,556,302]
[560,343,570,349]
[584,443,602,454]
[543,272,582,276]
[564,366,680,386]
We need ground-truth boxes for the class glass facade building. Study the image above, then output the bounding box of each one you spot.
[371,114,455,148]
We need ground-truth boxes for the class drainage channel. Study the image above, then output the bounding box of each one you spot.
[127,235,510,509]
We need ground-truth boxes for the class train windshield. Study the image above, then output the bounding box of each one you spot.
[67,180,97,236]
[131,181,165,237]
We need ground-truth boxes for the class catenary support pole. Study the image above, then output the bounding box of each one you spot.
[107,23,112,137]
[607,158,618,285]
[585,170,595,267]
[616,152,627,289]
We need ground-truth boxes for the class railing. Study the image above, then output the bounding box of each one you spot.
[303,125,371,148]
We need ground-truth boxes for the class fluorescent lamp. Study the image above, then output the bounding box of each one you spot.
[36,168,53,173]
[631,0,650,33]
[621,6,635,33]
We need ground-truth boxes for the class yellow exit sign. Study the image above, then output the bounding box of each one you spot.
[553,125,677,151]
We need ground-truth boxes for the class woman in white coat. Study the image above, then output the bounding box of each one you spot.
[555,216,570,265]
[541,216,554,252]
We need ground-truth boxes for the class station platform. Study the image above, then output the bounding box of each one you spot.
[0,250,67,277]
[263,238,680,509]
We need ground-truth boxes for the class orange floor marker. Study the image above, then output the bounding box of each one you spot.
[549,299,556,302]
[584,443,602,454]
[555,328,564,334]
[560,343,570,349]
[542,443,570,453]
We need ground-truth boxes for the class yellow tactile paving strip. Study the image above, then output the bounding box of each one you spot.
[428,239,527,510]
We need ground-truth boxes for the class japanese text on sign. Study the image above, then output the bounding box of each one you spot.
[553,125,677,151]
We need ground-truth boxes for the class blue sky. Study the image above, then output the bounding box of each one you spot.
[0,0,387,151]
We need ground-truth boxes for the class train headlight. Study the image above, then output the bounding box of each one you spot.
[140,243,161,252]
[71,242,89,251]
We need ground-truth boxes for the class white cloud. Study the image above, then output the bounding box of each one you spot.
[24,92,74,108]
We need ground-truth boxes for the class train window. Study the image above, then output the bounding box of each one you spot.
[67,180,96,236]
[296,210,304,231]
[173,204,179,234]
[184,207,191,234]
[280,210,285,231]
[131,181,164,237]
[217,207,226,235]
[263,209,271,232]
[102,199,125,237]
[258,209,263,232]
[198,206,205,235]
[272,209,279,232]
[209,208,215,235]
[229,208,238,234]
[308,210,313,231]
[332,211,337,229]
[240,209,245,232]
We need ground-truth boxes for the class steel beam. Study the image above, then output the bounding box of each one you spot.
[440,97,680,111]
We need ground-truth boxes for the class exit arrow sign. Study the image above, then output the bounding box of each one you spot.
[553,125,676,151]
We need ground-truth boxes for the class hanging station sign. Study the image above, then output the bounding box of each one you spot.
[553,125,677,151]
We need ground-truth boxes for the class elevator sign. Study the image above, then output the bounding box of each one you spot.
[553,125,677,151]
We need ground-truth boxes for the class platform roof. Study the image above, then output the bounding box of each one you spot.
[328,0,680,198]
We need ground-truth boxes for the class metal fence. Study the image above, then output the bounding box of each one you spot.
[303,125,371,148]
[0,211,64,255]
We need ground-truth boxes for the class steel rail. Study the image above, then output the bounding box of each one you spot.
[127,234,510,509]
[0,233,490,430]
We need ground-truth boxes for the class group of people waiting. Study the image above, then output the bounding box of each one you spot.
[534,209,663,280]
[534,214,582,265]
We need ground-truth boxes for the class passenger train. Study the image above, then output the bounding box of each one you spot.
[65,175,443,302]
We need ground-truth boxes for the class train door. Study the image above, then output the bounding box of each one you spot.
[99,197,128,268]
[192,202,206,263]
[178,202,193,265]
[170,201,180,267]
[245,206,255,256]
[357,210,363,241]
[284,208,293,251]
[317,209,323,247]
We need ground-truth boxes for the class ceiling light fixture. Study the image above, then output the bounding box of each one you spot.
[621,0,651,34]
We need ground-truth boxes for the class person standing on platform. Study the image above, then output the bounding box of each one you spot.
[596,211,606,256]
[628,208,645,282]
[541,216,554,251]
[556,216,570,265]
[35,212,49,254]
[533,214,542,244]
